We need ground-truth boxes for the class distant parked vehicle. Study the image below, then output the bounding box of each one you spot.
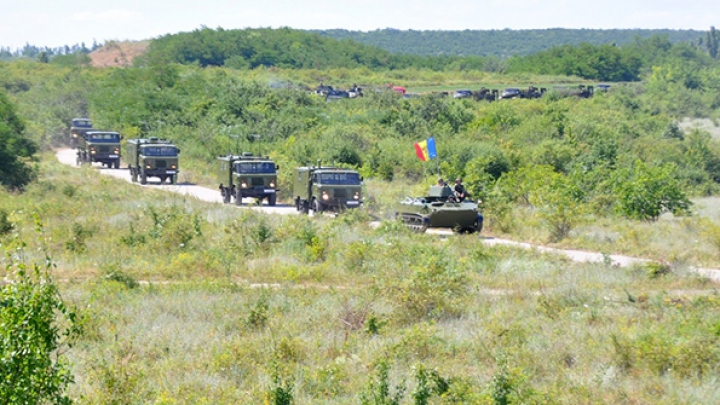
[500,88,521,99]
[453,90,473,99]
[597,83,611,92]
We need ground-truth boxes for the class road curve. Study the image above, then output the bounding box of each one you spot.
[55,149,720,282]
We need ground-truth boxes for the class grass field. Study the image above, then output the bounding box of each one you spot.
[2,154,720,404]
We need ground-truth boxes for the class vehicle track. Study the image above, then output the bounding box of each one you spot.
[55,148,720,282]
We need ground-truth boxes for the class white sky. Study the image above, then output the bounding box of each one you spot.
[1,0,718,50]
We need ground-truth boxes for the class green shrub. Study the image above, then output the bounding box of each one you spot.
[1,226,79,405]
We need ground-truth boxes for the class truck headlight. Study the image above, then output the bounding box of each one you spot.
[171,164,177,169]
[270,181,275,188]
[72,134,78,138]
[145,164,151,169]
[241,182,247,188]
[114,149,120,154]
[322,192,329,201]
[90,150,96,154]
[354,192,360,200]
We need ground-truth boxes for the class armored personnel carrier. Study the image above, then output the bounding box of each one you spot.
[76,130,122,168]
[395,185,483,233]
[126,138,180,184]
[293,165,363,214]
[218,153,279,206]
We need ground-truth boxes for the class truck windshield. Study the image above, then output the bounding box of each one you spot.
[319,172,361,185]
[72,120,92,128]
[234,162,276,174]
[87,133,120,142]
[142,146,178,156]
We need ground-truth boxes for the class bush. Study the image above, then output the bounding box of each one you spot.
[1,223,80,404]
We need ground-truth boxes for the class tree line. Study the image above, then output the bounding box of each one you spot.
[316,28,710,58]
[139,27,720,82]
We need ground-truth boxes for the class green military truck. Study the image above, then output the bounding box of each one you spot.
[126,138,180,185]
[70,117,93,149]
[76,130,122,168]
[293,165,363,214]
[218,153,279,206]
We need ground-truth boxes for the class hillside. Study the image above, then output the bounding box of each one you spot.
[314,28,707,57]
[88,40,148,67]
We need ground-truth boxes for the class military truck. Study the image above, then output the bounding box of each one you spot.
[70,118,93,149]
[218,153,279,206]
[126,138,180,185]
[76,130,122,168]
[395,185,483,233]
[293,165,363,214]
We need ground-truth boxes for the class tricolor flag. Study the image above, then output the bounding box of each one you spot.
[414,137,438,162]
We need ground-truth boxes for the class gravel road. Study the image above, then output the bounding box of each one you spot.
[56,148,298,215]
[56,149,720,281]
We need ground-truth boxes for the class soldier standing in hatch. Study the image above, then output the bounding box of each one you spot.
[454,178,468,202]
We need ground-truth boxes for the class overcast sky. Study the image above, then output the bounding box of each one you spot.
[1,0,717,50]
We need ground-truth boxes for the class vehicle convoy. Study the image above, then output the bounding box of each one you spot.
[126,137,180,185]
[70,117,93,149]
[76,130,122,168]
[395,185,483,233]
[293,165,363,214]
[218,153,279,206]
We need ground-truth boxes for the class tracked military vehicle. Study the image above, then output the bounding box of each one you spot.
[76,130,122,168]
[218,153,279,206]
[126,138,180,185]
[395,185,483,233]
[70,117,93,149]
[293,165,363,214]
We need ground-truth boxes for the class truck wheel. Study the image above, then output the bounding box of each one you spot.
[313,199,323,214]
[268,193,277,206]
[475,217,484,234]
[159,175,167,183]
[295,197,301,211]
[171,175,177,185]
[222,189,230,204]
[235,190,243,206]
[114,159,120,169]
[76,155,81,166]
[140,171,147,185]
[131,168,138,183]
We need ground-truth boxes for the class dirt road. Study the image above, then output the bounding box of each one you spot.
[56,149,297,216]
[56,149,720,282]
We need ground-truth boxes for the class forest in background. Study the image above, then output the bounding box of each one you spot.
[315,28,707,57]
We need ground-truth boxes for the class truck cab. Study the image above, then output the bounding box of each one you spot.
[293,166,363,214]
[76,130,122,168]
[217,153,279,206]
[126,138,180,185]
[70,118,93,149]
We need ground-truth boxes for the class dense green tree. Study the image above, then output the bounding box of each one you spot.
[707,26,719,59]
[0,89,37,190]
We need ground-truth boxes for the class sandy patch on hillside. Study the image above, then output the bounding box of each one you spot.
[679,118,720,140]
[89,40,149,67]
